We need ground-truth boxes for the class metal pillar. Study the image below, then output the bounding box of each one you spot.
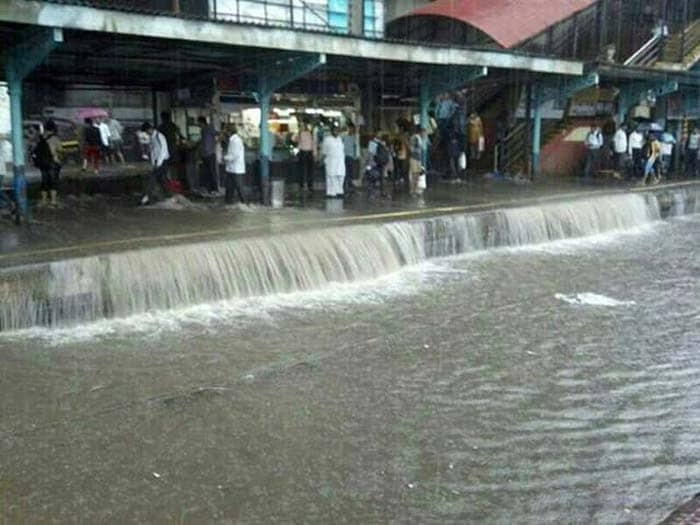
[151,89,158,126]
[250,53,325,204]
[531,83,543,179]
[419,82,430,129]
[5,28,62,223]
[258,91,271,196]
[617,90,630,125]
[525,83,533,176]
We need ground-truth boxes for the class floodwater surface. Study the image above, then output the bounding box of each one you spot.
[1,214,699,523]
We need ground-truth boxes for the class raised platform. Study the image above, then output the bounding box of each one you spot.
[4,177,697,269]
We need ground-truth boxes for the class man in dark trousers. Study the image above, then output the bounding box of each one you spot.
[197,116,219,194]
[158,111,184,190]
[140,122,170,205]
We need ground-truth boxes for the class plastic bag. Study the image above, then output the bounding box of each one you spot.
[478,136,485,153]
[417,173,427,190]
[458,152,467,170]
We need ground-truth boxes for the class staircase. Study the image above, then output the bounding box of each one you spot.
[495,119,568,176]
[623,35,663,67]
[656,19,700,69]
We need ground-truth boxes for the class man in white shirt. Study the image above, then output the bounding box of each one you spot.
[97,116,111,163]
[660,132,676,178]
[140,121,170,205]
[107,113,125,163]
[223,125,247,204]
[612,125,627,172]
[627,126,644,179]
[321,126,346,198]
[583,125,603,181]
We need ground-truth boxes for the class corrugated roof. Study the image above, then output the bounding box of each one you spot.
[400,0,599,49]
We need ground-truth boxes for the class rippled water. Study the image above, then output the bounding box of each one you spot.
[1,214,699,523]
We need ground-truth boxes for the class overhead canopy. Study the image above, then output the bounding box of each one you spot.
[399,0,598,49]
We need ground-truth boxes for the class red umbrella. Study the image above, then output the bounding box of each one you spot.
[75,107,108,120]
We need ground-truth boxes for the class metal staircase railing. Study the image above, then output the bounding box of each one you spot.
[661,18,700,64]
[493,121,527,175]
[624,35,663,67]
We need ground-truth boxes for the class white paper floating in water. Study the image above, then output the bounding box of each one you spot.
[555,293,636,307]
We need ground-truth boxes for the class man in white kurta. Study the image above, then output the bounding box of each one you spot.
[322,127,346,198]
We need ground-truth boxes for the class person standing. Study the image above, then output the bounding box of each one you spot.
[158,111,183,155]
[685,126,700,178]
[342,125,357,193]
[641,132,661,185]
[468,112,484,163]
[140,122,170,205]
[83,118,102,174]
[137,127,151,160]
[394,131,409,191]
[158,111,184,182]
[44,120,63,207]
[408,126,425,196]
[223,125,247,205]
[296,122,316,192]
[583,125,603,182]
[368,132,390,197]
[627,126,644,179]
[97,116,111,164]
[321,126,346,199]
[660,132,676,178]
[107,113,125,163]
[612,124,628,173]
[197,116,219,193]
[435,94,456,148]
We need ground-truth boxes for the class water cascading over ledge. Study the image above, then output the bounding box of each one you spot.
[1,188,697,331]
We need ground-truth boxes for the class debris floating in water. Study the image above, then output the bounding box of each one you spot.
[152,472,161,479]
[554,293,636,307]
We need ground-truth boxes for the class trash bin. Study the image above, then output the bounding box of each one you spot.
[271,178,285,208]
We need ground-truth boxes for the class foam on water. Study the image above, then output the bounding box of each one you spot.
[0,189,692,333]
[554,293,637,307]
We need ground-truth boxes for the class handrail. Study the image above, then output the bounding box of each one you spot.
[493,122,527,174]
[624,35,662,66]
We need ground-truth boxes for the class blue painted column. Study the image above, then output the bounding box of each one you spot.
[250,53,325,205]
[258,91,271,204]
[5,28,62,223]
[419,81,431,130]
[617,89,629,126]
[6,74,27,220]
[531,83,543,178]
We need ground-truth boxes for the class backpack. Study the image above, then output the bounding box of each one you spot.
[374,140,390,167]
[33,136,53,169]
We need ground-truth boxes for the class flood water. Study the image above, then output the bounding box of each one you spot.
[1,197,699,523]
